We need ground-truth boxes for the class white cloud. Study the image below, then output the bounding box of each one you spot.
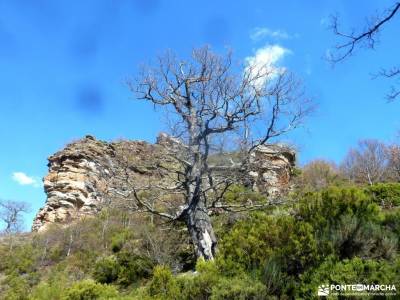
[250,27,290,41]
[12,172,41,188]
[245,44,291,88]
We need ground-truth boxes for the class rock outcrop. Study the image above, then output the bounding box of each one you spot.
[32,134,296,232]
[32,136,116,231]
[249,144,296,196]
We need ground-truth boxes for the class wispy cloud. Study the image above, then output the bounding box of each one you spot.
[245,44,291,88]
[12,172,41,188]
[250,27,290,41]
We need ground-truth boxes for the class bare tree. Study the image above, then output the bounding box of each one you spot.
[122,46,312,260]
[297,159,342,191]
[0,199,30,234]
[340,139,388,185]
[0,199,30,251]
[329,2,400,100]
[386,144,400,181]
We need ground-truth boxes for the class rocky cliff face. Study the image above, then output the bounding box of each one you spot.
[32,136,115,231]
[32,134,296,232]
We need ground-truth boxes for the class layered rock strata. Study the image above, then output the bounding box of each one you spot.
[32,135,296,231]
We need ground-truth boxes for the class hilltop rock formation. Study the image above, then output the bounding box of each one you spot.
[32,136,115,231]
[32,134,296,232]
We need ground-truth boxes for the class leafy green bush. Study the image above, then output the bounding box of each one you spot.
[223,185,267,204]
[218,213,318,276]
[179,259,221,299]
[147,266,180,299]
[2,275,31,300]
[148,260,270,300]
[116,252,155,286]
[297,187,381,227]
[110,230,134,253]
[29,272,69,300]
[365,183,400,207]
[298,256,400,299]
[64,251,99,281]
[92,252,154,286]
[296,187,395,259]
[1,186,399,300]
[30,282,65,300]
[383,208,400,237]
[1,244,39,275]
[63,279,118,300]
[93,256,120,284]
[218,213,275,273]
[210,275,267,300]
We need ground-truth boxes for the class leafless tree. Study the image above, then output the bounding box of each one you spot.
[328,2,400,100]
[297,159,342,191]
[122,46,312,260]
[0,199,30,251]
[0,199,30,234]
[340,139,388,185]
[386,144,400,181]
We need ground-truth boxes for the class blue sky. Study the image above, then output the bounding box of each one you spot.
[1,0,399,229]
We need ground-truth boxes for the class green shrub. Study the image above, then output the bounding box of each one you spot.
[2,275,31,300]
[2,244,39,275]
[279,221,318,275]
[147,266,180,299]
[29,272,69,300]
[184,259,220,299]
[383,208,400,237]
[366,183,400,207]
[218,213,281,273]
[218,213,318,276]
[210,275,267,300]
[223,185,267,204]
[296,187,392,259]
[110,230,133,253]
[116,252,155,286]
[64,251,98,280]
[92,252,155,287]
[298,187,381,227]
[162,260,266,300]
[63,279,118,300]
[30,282,64,300]
[93,256,120,284]
[298,256,400,299]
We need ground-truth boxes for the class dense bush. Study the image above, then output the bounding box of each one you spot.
[143,260,268,300]
[93,256,120,284]
[29,273,68,300]
[209,275,267,300]
[296,187,398,259]
[115,252,155,286]
[64,280,118,300]
[365,182,400,207]
[1,186,399,299]
[146,265,180,299]
[223,184,267,204]
[218,213,318,276]
[92,252,155,286]
[299,256,400,298]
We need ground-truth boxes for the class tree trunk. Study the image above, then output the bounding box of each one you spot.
[185,203,217,260]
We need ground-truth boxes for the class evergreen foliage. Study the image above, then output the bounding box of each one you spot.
[1,184,399,299]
